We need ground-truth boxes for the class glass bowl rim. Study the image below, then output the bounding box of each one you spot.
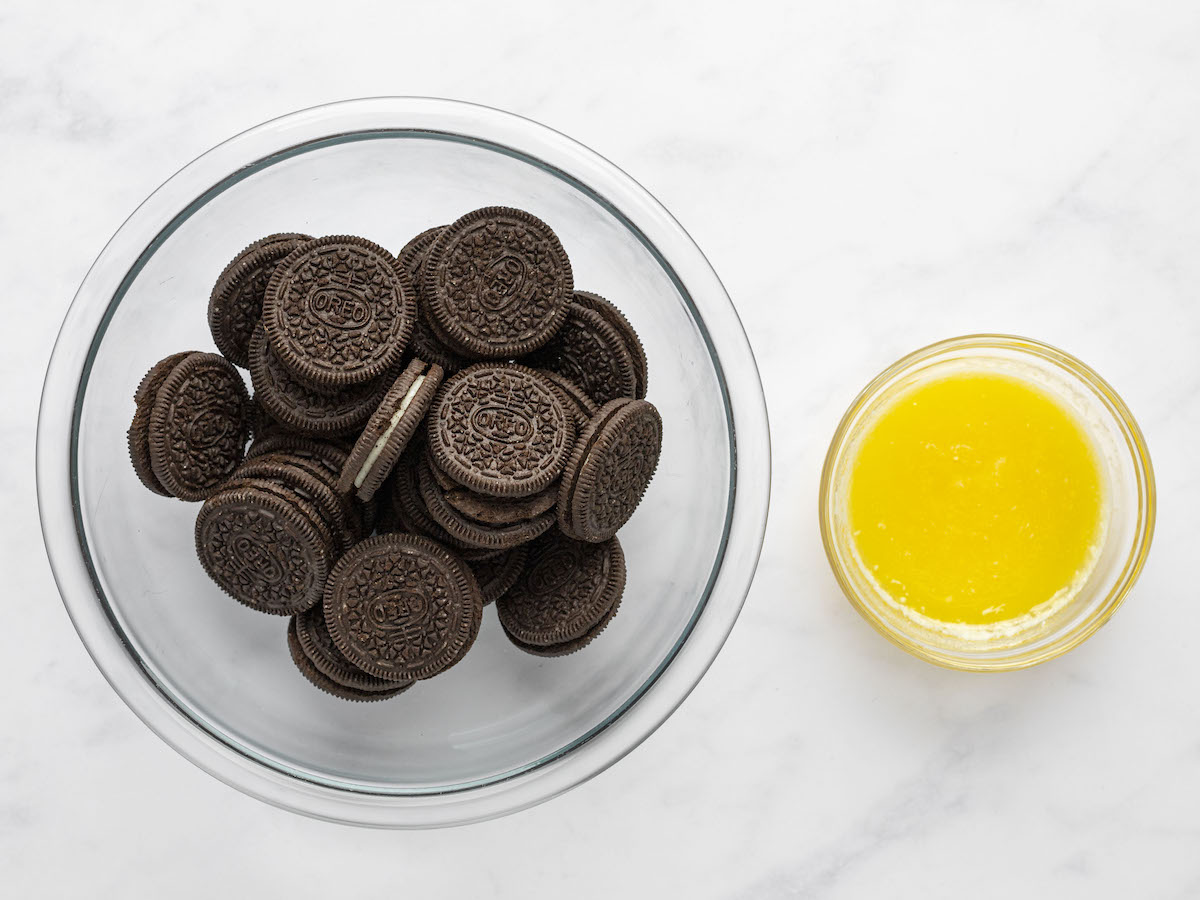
[36,97,772,827]
[818,333,1155,672]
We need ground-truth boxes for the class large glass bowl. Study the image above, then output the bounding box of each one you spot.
[36,98,770,827]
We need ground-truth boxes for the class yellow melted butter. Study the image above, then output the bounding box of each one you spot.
[847,371,1107,631]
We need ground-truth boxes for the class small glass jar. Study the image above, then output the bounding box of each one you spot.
[819,334,1155,671]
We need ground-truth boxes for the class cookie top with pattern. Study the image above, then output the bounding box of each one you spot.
[294,605,412,692]
[287,618,409,702]
[248,325,387,436]
[195,485,333,615]
[428,363,575,498]
[528,302,638,407]
[558,398,662,542]
[208,233,311,368]
[424,207,572,358]
[496,531,626,646]
[263,236,415,389]
[146,351,251,502]
[571,290,648,400]
[323,534,483,681]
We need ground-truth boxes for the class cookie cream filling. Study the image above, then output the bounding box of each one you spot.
[354,375,426,489]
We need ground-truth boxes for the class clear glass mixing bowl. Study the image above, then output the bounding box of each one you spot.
[36,98,771,827]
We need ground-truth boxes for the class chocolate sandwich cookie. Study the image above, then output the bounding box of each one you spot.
[423,207,572,358]
[381,455,504,560]
[287,618,409,702]
[294,605,413,692]
[145,351,252,502]
[558,398,662,542]
[263,235,416,390]
[388,445,476,551]
[397,228,473,371]
[324,533,484,681]
[208,233,312,368]
[423,447,557,524]
[337,358,444,502]
[497,531,626,653]
[249,326,387,436]
[469,545,528,605]
[196,482,334,615]
[396,226,445,275]
[128,352,193,496]
[244,437,371,539]
[426,452,460,492]
[528,302,638,406]
[245,434,350,474]
[442,476,559,526]
[416,454,556,550]
[233,457,355,551]
[504,593,623,658]
[427,363,575,499]
[251,450,368,542]
[571,290,648,399]
[539,370,599,431]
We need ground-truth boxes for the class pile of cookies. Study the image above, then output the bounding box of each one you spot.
[127,207,661,701]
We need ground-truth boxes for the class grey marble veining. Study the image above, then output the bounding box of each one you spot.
[4,0,1200,896]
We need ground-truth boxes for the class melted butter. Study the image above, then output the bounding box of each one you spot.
[847,371,1107,633]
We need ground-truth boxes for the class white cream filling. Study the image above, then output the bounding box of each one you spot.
[354,375,426,489]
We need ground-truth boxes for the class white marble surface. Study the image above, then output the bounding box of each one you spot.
[4,0,1200,896]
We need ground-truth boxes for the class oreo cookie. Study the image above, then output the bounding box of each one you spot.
[233,457,355,551]
[388,444,479,551]
[245,434,350,473]
[558,398,662,542]
[287,618,409,702]
[469,546,528,605]
[497,531,625,655]
[249,325,387,436]
[324,533,484,681]
[294,605,413,692]
[416,454,555,550]
[128,351,192,496]
[139,351,252,502]
[423,207,572,358]
[571,290,647,399]
[528,301,638,406]
[397,226,472,374]
[540,370,599,431]
[443,478,558,526]
[208,233,311,368]
[337,358,443,502]
[263,236,416,390]
[251,449,368,542]
[196,482,334,615]
[427,363,575,498]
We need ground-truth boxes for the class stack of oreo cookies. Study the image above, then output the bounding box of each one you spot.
[127,207,663,702]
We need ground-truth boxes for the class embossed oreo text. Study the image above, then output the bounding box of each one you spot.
[367,590,431,640]
[476,255,528,311]
[229,534,285,586]
[307,286,371,330]
[469,404,535,444]
[186,405,234,449]
[524,548,576,597]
